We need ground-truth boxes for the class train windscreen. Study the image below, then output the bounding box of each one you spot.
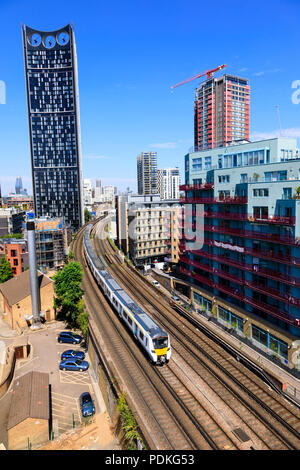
[153,336,168,349]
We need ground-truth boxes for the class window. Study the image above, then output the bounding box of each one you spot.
[218,306,230,322]
[265,171,287,182]
[241,174,248,183]
[283,188,292,200]
[253,188,269,197]
[218,175,230,183]
[193,292,212,311]
[139,331,144,341]
[253,206,268,219]
[252,325,268,347]
[192,158,202,171]
[252,326,288,359]
[269,335,288,359]
[204,157,212,170]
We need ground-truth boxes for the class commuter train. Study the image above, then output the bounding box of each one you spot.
[83,224,171,365]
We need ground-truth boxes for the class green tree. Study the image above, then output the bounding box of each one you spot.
[0,255,14,284]
[68,249,75,262]
[84,208,92,223]
[53,262,83,325]
[2,233,23,239]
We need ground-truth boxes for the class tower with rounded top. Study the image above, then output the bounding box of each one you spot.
[22,24,84,231]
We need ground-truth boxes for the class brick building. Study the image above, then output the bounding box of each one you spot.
[0,270,55,331]
[0,238,29,276]
[7,371,49,450]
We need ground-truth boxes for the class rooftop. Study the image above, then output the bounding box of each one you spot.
[7,371,49,430]
[0,269,52,306]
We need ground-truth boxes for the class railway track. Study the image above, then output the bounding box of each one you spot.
[94,218,300,450]
[73,221,217,449]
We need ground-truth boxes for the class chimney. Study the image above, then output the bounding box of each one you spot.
[26,212,41,328]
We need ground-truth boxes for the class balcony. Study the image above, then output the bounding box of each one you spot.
[244,296,298,327]
[179,265,300,327]
[249,215,295,226]
[202,224,296,246]
[187,249,300,287]
[209,240,300,267]
[180,183,214,191]
[179,265,215,288]
[244,280,300,307]
[182,196,248,205]
[180,255,244,285]
[182,211,248,222]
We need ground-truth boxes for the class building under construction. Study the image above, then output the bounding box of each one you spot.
[34,217,67,272]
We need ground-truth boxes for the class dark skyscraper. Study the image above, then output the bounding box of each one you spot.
[15,176,23,194]
[22,24,84,231]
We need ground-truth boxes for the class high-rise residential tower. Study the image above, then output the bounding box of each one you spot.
[194,74,250,151]
[22,24,84,231]
[137,151,158,195]
[157,167,180,200]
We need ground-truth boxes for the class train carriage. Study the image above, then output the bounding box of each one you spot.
[83,224,171,364]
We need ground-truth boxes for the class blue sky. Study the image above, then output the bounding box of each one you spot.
[0,0,299,195]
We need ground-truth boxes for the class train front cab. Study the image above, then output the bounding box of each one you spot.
[152,335,171,365]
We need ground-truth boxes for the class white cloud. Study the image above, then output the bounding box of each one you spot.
[149,142,178,149]
[253,68,280,77]
[251,128,300,140]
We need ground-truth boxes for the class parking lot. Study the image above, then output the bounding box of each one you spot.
[0,321,103,447]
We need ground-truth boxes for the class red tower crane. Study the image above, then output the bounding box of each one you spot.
[170,64,227,90]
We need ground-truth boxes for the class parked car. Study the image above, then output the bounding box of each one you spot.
[80,392,95,417]
[59,358,89,371]
[152,280,160,287]
[171,295,180,302]
[58,331,83,345]
[61,349,85,361]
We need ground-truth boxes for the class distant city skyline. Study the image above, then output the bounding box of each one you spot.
[0,0,299,196]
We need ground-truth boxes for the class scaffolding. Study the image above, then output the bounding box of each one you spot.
[35,218,67,271]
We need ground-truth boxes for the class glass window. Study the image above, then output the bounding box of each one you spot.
[218,306,230,322]
[264,172,271,182]
[231,313,244,332]
[205,157,212,170]
[269,335,288,359]
[283,188,292,200]
[279,171,287,181]
[252,325,268,347]
[193,292,212,311]
[259,150,264,164]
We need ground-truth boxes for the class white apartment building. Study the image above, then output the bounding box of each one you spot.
[157,168,180,200]
[102,185,115,203]
[83,179,93,207]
